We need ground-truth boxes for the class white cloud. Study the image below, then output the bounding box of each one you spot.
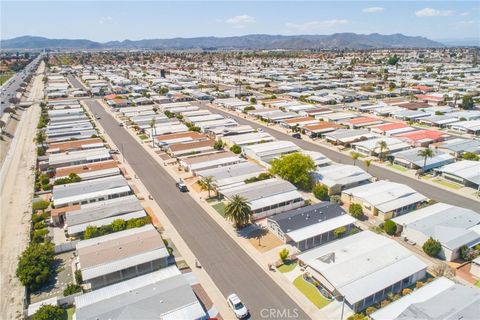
[460,12,470,16]
[362,7,384,13]
[225,15,256,28]
[285,19,349,33]
[99,16,113,24]
[415,8,453,17]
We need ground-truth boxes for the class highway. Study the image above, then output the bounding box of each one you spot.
[200,103,480,212]
[0,55,43,114]
[85,100,309,320]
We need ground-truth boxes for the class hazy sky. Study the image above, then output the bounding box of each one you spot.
[1,1,479,42]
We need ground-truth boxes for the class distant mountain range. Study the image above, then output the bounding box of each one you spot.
[1,33,445,50]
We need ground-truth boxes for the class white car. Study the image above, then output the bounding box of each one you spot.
[227,294,249,319]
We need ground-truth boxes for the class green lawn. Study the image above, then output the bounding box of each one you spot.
[277,261,298,273]
[138,134,149,140]
[293,275,331,309]
[212,202,226,216]
[475,280,480,288]
[63,307,75,320]
[0,72,14,85]
[432,178,462,190]
[387,163,408,172]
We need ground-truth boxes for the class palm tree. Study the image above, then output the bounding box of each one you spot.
[149,117,156,147]
[364,159,372,173]
[417,147,434,171]
[224,195,252,228]
[350,152,360,166]
[377,140,389,162]
[199,176,215,198]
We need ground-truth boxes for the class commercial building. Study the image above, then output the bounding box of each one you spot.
[392,203,480,261]
[267,202,356,251]
[341,180,428,220]
[75,225,169,289]
[297,231,427,312]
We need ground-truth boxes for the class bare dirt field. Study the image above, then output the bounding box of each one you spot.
[0,62,44,320]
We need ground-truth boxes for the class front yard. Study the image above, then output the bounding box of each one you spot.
[278,260,298,273]
[293,275,331,309]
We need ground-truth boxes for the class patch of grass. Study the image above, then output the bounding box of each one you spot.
[369,225,384,234]
[212,202,226,216]
[293,275,331,309]
[476,280,480,288]
[387,163,408,172]
[432,178,462,190]
[138,134,149,140]
[277,261,298,273]
[64,307,75,320]
[0,72,14,85]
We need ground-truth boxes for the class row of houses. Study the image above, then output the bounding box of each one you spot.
[31,98,208,319]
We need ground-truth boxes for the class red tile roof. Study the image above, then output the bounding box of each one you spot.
[395,130,444,141]
[372,122,408,132]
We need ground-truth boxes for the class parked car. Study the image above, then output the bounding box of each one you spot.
[291,133,301,139]
[109,149,120,154]
[176,180,188,192]
[119,123,124,127]
[95,114,101,119]
[227,294,249,319]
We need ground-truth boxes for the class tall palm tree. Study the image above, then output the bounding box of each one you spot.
[364,159,372,173]
[417,147,434,171]
[351,152,360,166]
[224,195,252,228]
[199,176,215,198]
[377,140,389,162]
[149,117,156,147]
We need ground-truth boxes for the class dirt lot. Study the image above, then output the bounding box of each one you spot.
[0,62,44,320]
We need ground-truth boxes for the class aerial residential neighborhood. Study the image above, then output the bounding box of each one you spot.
[1,1,480,320]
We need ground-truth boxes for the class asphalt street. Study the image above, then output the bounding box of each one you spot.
[85,100,309,320]
[0,55,42,114]
[200,103,480,212]
[67,74,88,91]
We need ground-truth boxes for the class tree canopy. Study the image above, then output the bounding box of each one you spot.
[312,183,329,201]
[16,242,54,291]
[270,152,315,190]
[32,305,65,320]
[224,195,252,228]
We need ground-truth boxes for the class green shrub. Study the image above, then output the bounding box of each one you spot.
[63,283,82,296]
[384,220,397,235]
[312,183,329,201]
[74,270,83,284]
[230,144,241,154]
[423,237,442,257]
[334,226,346,238]
[32,200,50,211]
[279,248,289,261]
[348,203,363,219]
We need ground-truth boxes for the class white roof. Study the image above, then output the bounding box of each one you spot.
[370,277,455,320]
[298,231,427,304]
[438,160,480,185]
[342,180,427,213]
[287,214,356,242]
[315,164,372,188]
